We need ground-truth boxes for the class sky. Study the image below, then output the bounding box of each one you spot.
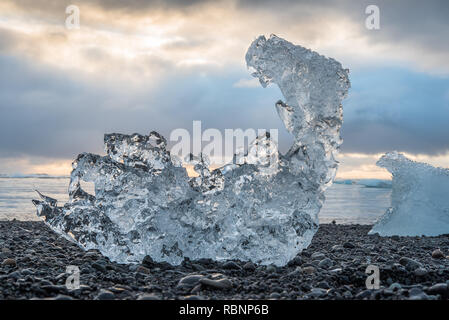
[0,0,448,179]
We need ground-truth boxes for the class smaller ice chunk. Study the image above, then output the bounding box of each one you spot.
[369,151,449,236]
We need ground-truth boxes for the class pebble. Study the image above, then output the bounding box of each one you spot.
[309,288,327,298]
[192,263,206,271]
[199,278,232,290]
[287,256,302,266]
[318,258,333,269]
[408,292,431,300]
[92,261,107,272]
[389,283,402,291]
[311,252,325,260]
[243,262,256,271]
[428,283,448,297]
[265,265,276,273]
[343,242,355,249]
[7,271,21,279]
[355,290,371,299]
[2,258,16,266]
[330,269,343,276]
[95,289,115,300]
[287,266,302,276]
[183,295,203,300]
[269,292,281,299]
[222,261,241,270]
[432,249,445,259]
[136,265,151,274]
[177,274,205,289]
[142,255,155,267]
[108,286,128,294]
[398,257,422,271]
[52,294,74,300]
[409,287,423,297]
[317,281,330,289]
[302,266,315,275]
[83,251,99,259]
[42,285,67,293]
[137,293,161,300]
[330,245,344,253]
[190,284,202,294]
[414,267,428,277]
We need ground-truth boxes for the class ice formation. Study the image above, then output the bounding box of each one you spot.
[369,152,449,236]
[33,35,350,266]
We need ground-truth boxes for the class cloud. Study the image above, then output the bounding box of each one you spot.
[335,153,392,179]
[0,52,288,162]
[235,0,449,74]
[2,0,448,74]
[233,77,260,88]
[3,0,212,16]
[0,0,448,176]
[341,67,449,155]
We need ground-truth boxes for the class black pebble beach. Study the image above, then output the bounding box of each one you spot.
[1,220,449,300]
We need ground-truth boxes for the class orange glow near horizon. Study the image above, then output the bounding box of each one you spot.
[8,151,449,179]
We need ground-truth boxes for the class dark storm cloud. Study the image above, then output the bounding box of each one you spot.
[5,0,449,70]
[1,0,449,171]
[237,0,449,63]
[359,0,449,55]
[0,53,287,160]
[0,29,16,50]
[2,48,448,162]
[342,121,449,156]
[341,67,449,155]
[0,28,24,53]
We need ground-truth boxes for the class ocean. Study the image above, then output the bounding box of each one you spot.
[0,177,391,224]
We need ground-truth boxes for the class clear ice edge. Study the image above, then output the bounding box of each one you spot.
[33,35,350,266]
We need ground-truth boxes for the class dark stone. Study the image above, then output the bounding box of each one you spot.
[92,262,107,272]
[177,274,205,289]
[343,242,355,249]
[355,290,372,299]
[222,261,241,270]
[428,283,448,297]
[142,255,155,267]
[432,249,445,259]
[199,278,232,290]
[398,257,422,271]
[137,294,160,300]
[96,289,115,300]
[243,262,256,271]
[52,294,74,300]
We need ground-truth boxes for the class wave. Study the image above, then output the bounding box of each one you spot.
[334,179,392,189]
[0,173,69,179]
